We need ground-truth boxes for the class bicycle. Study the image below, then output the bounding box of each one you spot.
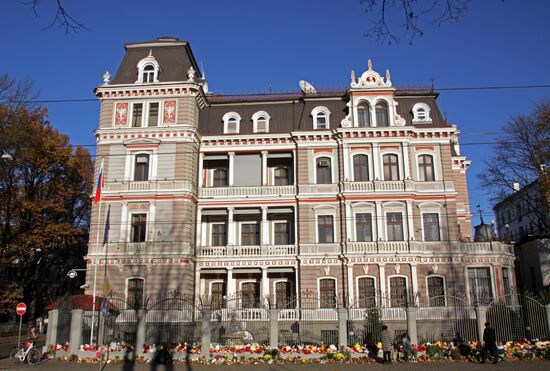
[10,339,42,365]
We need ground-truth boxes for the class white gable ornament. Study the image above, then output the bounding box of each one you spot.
[351,59,392,89]
[323,265,330,275]
[394,264,401,274]
[362,264,369,275]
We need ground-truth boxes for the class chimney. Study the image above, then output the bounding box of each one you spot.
[513,182,521,192]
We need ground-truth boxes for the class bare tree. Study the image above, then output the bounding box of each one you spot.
[360,0,470,44]
[478,99,550,231]
[24,0,87,33]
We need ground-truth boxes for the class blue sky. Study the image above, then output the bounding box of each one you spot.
[2,0,550,227]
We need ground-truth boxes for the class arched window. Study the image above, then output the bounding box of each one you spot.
[412,103,432,123]
[142,64,155,83]
[223,112,241,134]
[227,117,238,133]
[389,276,407,307]
[319,278,336,308]
[312,106,331,129]
[353,154,369,181]
[134,154,150,181]
[427,276,445,307]
[252,111,270,133]
[316,156,332,184]
[357,102,371,127]
[418,154,435,181]
[382,154,399,180]
[127,278,144,309]
[357,277,376,308]
[375,101,389,127]
[416,107,427,120]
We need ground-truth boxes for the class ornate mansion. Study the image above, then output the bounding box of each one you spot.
[86,37,515,309]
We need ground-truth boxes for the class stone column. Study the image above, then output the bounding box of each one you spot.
[227,207,236,246]
[261,151,268,186]
[226,268,236,304]
[379,264,386,307]
[402,142,410,180]
[196,208,202,247]
[261,267,269,305]
[406,307,418,345]
[198,153,205,187]
[372,142,381,180]
[406,201,415,241]
[269,309,279,348]
[46,309,59,347]
[347,264,354,306]
[476,306,488,342]
[135,309,147,356]
[201,309,212,356]
[261,206,270,245]
[342,143,350,181]
[410,263,419,306]
[69,309,84,354]
[375,202,384,241]
[228,152,235,186]
[337,308,348,346]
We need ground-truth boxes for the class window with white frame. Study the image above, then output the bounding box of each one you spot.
[240,221,260,245]
[275,281,292,309]
[468,267,493,305]
[427,276,445,307]
[389,276,407,307]
[252,111,270,133]
[312,106,331,129]
[316,156,332,184]
[241,281,260,308]
[274,220,291,245]
[130,102,160,127]
[355,213,373,242]
[375,101,389,127]
[412,103,432,123]
[317,215,334,243]
[127,278,144,309]
[357,102,371,127]
[319,278,336,308]
[418,154,435,181]
[357,276,376,307]
[130,214,147,242]
[502,267,512,304]
[211,223,227,246]
[142,65,155,83]
[134,154,150,181]
[210,281,225,309]
[353,154,369,181]
[136,55,160,84]
[223,112,241,134]
[274,166,291,185]
[382,154,399,180]
[386,212,404,241]
[423,213,440,241]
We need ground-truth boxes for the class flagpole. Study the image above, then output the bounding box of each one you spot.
[90,158,104,347]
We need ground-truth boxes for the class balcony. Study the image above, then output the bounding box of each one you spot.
[198,185,296,198]
[345,241,424,254]
[89,241,193,255]
[459,241,513,254]
[103,180,194,193]
[298,184,340,194]
[342,180,455,193]
[300,243,340,255]
[196,244,297,257]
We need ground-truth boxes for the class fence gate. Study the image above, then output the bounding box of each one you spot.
[210,293,270,346]
[103,294,138,345]
[347,296,383,346]
[417,295,477,343]
[487,292,549,342]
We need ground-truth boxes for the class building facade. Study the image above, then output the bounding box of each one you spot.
[86,37,515,309]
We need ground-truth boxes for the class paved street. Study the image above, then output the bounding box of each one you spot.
[0,358,547,371]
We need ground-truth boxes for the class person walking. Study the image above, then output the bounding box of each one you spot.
[481,322,498,364]
[380,325,393,364]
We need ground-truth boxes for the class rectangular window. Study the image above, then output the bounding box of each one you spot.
[213,168,228,187]
[241,222,259,245]
[358,277,376,308]
[275,281,292,309]
[316,158,332,184]
[468,267,493,305]
[274,221,290,245]
[319,278,336,308]
[418,155,435,181]
[211,282,225,310]
[127,278,144,309]
[147,102,159,127]
[427,276,445,307]
[132,103,143,127]
[386,212,404,241]
[274,167,290,186]
[317,215,334,243]
[389,276,407,307]
[423,213,440,241]
[211,223,227,246]
[241,282,260,308]
[383,154,399,180]
[134,154,150,181]
[131,214,147,242]
[353,155,369,181]
[356,213,373,242]
[502,268,511,304]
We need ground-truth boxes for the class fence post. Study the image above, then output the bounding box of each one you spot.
[69,309,83,354]
[201,309,212,356]
[406,307,418,345]
[46,309,59,348]
[135,309,147,356]
[269,309,279,348]
[545,304,550,338]
[476,306,487,341]
[337,308,348,346]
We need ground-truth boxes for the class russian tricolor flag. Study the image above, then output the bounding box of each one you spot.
[94,159,104,204]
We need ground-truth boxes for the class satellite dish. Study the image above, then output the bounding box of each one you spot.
[299,80,317,94]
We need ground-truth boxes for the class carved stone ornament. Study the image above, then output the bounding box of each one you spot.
[351,59,392,89]
[394,114,406,126]
[187,66,196,82]
[362,264,369,275]
[340,101,352,127]
[432,264,438,274]
[102,70,111,85]
[394,264,401,274]
[323,265,330,275]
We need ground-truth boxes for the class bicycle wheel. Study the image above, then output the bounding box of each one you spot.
[10,348,22,364]
[28,348,42,365]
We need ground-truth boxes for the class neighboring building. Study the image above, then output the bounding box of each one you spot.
[85,37,515,309]
[494,181,550,295]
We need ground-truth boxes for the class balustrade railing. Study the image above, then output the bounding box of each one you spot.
[196,244,296,257]
[199,185,295,198]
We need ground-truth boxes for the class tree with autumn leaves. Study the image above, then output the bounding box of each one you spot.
[0,75,93,320]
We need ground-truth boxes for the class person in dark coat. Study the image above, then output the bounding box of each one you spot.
[481,322,498,364]
[380,325,393,364]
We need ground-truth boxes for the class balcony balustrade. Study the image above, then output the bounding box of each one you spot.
[196,244,296,257]
[344,240,512,254]
[89,241,193,255]
[298,184,340,194]
[342,180,455,193]
[300,243,340,255]
[103,180,194,193]
[198,185,296,198]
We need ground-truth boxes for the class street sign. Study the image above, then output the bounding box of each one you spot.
[16,303,26,316]
[67,270,78,279]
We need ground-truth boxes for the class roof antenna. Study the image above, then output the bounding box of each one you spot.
[476,204,484,224]
[269,84,272,94]
[431,78,435,92]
